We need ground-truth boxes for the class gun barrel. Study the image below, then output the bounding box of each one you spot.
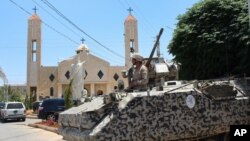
[145,28,164,67]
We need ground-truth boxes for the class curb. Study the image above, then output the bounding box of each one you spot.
[26,115,38,119]
[28,123,58,134]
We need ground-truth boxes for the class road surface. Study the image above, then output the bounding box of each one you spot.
[0,118,65,141]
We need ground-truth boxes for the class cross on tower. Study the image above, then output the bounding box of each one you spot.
[127,7,133,15]
[81,38,85,44]
[32,6,38,14]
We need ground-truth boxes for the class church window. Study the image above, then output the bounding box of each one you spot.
[49,74,55,81]
[130,47,134,53]
[113,73,119,81]
[65,71,70,79]
[32,40,37,62]
[97,70,104,79]
[39,96,43,101]
[97,90,103,95]
[50,87,54,96]
[130,39,134,48]
[130,39,134,53]
[84,70,88,79]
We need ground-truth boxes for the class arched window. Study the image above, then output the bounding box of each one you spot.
[50,87,54,97]
[84,88,90,97]
[32,40,37,62]
[97,90,103,95]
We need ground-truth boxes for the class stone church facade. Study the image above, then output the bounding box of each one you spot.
[26,12,139,101]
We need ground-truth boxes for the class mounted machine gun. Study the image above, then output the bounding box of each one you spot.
[144,28,178,89]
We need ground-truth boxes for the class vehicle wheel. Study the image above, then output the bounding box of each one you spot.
[22,118,26,122]
[47,114,56,121]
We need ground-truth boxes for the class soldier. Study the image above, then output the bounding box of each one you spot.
[122,53,148,91]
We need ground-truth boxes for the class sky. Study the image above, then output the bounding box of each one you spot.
[0,0,201,86]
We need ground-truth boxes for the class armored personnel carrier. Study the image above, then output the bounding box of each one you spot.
[58,28,250,141]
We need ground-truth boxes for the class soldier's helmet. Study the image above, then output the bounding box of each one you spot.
[131,53,143,62]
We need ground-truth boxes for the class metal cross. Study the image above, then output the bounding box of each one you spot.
[81,38,85,44]
[127,7,133,15]
[32,6,38,14]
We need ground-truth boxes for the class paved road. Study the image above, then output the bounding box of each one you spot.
[0,118,65,141]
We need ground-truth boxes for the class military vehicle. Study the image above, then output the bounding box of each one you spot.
[58,28,250,141]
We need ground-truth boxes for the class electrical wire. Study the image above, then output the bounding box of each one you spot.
[127,0,157,34]
[31,0,83,38]
[8,0,79,46]
[9,0,129,64]
[41,0,125,59]
[35,0,125,64]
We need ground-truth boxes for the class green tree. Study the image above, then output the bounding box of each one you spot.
[0,87,4,101]
[24,93,32,109]
[0,86,24,102]
[168,0,250,80]
[64,79,74,109]
[7,86,25,102]
[0,86,9,102]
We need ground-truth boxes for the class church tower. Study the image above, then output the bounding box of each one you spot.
[124,7,138,67]
[26,10,41,101]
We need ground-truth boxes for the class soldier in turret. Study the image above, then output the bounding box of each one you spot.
[122,53,148,91]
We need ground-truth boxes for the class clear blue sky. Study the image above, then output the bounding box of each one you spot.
[0,0,200,85]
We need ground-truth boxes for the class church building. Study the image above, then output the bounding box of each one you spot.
[26,10,139,101]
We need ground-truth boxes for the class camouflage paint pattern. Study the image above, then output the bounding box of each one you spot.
[58,90,250,141]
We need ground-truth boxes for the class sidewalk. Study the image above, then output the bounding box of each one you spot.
[26,114,38,119]
[26,114,59,134]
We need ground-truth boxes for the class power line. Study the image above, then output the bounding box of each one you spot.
[129,1,174,32]
[165,25,174,30]
[90,50,124,65]
[120,0,157,35]
[31,0,122,64]
[42,22,79,45]
[128,0,158,34]
[117,0,128,10]
[9,0,31,15]
[122,0,174,33]
[8,0,79,46]
[8,0,124,66]
[41,0,125,59]
[31,0,83,38]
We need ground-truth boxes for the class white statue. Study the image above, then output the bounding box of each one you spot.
[70,59,85,101]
